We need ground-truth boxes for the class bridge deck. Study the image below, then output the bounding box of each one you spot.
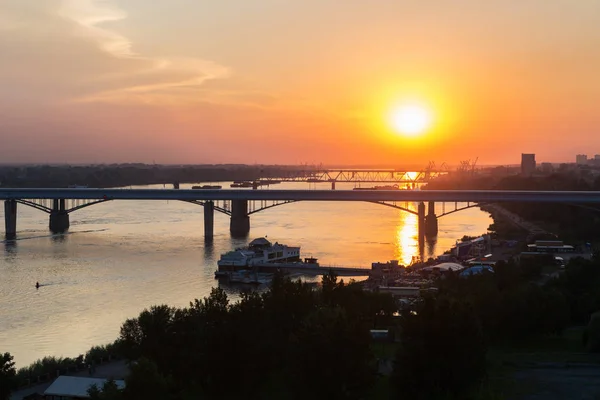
[1,189,600,203]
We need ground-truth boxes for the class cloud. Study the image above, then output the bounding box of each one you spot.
[0,0,231,106]
[57,0,231,104]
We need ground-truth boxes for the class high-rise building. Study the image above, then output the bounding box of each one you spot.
[521,153,536,176]
[576,154,588,165]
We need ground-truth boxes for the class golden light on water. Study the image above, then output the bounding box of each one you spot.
[395,208,419,266]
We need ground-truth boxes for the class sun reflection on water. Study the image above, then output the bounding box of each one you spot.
[395,209,419,266]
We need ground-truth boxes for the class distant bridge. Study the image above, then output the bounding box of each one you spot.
[261,169,449,187]
[2,188,600,239]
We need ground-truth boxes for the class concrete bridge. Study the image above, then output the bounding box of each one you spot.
[2,188,600,240]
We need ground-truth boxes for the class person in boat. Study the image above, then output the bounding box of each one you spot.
[35,282,40,289]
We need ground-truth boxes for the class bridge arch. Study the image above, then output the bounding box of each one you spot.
[243,199,420,216]
[15,199,113,214]
[15,199,52,214]
[180,200,231,216]
[437,202,489,218]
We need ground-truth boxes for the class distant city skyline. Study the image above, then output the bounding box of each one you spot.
[1,1,599,165]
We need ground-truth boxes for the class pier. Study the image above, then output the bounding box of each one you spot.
[254,263,370,276]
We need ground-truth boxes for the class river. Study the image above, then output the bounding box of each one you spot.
[0,182,492,367]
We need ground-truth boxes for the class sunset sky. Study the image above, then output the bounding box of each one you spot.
[1,0,599,166]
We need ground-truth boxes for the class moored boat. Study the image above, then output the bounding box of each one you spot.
[215,238,321,277]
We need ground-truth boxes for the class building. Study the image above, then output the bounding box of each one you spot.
[521,153,536,176]
[526,240,574,253]
[576,154,588,165]
[540,162,554,173]
[44,376,125,399]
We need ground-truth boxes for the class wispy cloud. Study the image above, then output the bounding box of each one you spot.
[58,0,231,104]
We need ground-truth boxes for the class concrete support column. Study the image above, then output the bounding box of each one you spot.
[204,201,214,240]
[50,198,70,233]
[331,181,336,190]
[418,201,425,239]
[230,199,250,237]
[417,202,425,262]
[425,201,438,236]
[4,200,17,239]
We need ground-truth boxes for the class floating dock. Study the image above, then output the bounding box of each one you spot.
[256,264,370,276]
[216,263,370,279]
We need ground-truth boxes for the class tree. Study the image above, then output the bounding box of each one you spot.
[393,297,487,399]
[289,307,375,399]
[123,358,173,400]
[0,352,17,400]
[118,305,177,366]
[87,379,124,400]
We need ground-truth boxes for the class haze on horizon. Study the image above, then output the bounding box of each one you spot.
[1,0,599,166]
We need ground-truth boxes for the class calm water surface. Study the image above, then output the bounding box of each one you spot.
[0,182,492,366]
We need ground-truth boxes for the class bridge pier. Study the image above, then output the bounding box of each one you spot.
[230,199,250,237]
[204,201,214,240]
[4,200,17,239]
[418,201,425,240]
[425,201,438,236]
[331,181,336,190]
[49,199,70,234]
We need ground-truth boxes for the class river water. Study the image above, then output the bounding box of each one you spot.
[0,182,492,367]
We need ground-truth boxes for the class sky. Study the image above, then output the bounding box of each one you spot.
[1,0,599,166]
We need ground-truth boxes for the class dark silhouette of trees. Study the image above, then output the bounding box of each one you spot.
[392,297,486,399]
[110,274,393,399]
[0,164,312,188]
[289,306,375,399]
[0,352,17,400]
[548,255,600,324]
[88,379,124,400]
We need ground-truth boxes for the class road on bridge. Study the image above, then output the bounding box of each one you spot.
[2,189,600,203]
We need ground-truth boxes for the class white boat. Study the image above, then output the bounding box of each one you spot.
[217,238,301,272]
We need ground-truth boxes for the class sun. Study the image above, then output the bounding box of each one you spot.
[389,105,433,137]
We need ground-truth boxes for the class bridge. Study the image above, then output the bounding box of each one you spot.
[2,188,600,240]
[260,168,450,188]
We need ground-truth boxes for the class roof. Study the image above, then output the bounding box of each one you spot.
[422,262,465,272]
[44,376,125,398]
[460,265,494,277]
[249,237,271,246]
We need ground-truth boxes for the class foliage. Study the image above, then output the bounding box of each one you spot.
[88,379,124,400]
[16,355,84,385]
[436,264,570,344]
[584,312,600,353]
[392,297,487,399]
[548,255,600,323]
[0,352,17,400]
[113,272,394,399]
[123,358,174,400]
[289,306,375,399]
[85,342,122,365]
